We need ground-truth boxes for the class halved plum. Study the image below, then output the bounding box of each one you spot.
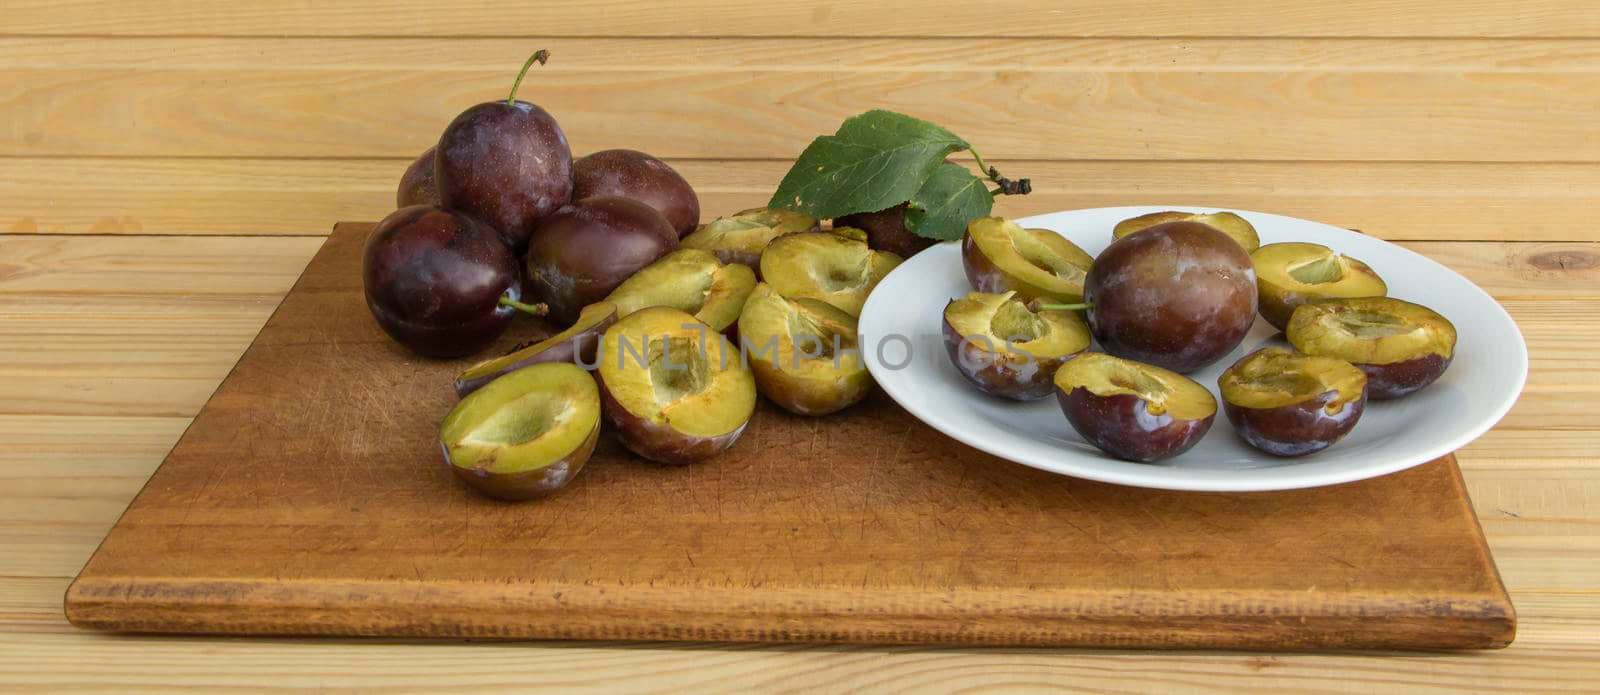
[596,307,756,464]
[962,217,1095,303]
[1219,347,1368,456]
[1252,242,1387,330]
[942,291,1091,400]
[453,301,618,397]
[759,231,902,316]
[1113,210,1260,253]
[1054,353,1217,463]
[604,248,757,334]
[1287,297,1457,400]
[438,362,601,501]
[680,207,820,269]
[738,283,872,415]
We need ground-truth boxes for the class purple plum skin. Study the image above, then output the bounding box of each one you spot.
[1224,388,1367,457]
[835,204,935,258]
[1359,354,1452,400]
[397,147,440,208]
[573,149,701,237]
[525,196,679,324]
[436,100,574,252]
[1085,221,1257,374]
[362,206,522,358]
[1056,388,1214,463]
[941,318,1073,401]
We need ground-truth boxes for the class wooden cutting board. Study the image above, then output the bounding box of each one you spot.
[66,223,1515,650]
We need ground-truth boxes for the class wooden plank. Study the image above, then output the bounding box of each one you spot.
[0,631,1593,692]
[1,237,1594,418]
[4,40,1599,160]
[60,226,1514,648]
[9,37,1600,71]
[6,1,1599,38]
[1,414,1591,582]
[0,630,1593,692]
[6,157,1600,241]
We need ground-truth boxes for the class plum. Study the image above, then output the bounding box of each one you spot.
[1113,210,1260,253]
[681,207,820,270]
[738,283,873,416]
[397,147,440,208]
[436,51,573,252]
[1252,242,1387,331]
[1287,297,1456,400]
[1085,221,1257,373]
[759,231,902,316]
[572,149,700,237]
[596,307,756,464]
[962,217,1095,303]
[604,249,756,334]
[942,291,1091,401]
[439,362,601,500]
[834,204,937,258]
[362,205,541,358]
[1219,347,1368,456]
[1054,353,1217,463]
[525,195,679,324]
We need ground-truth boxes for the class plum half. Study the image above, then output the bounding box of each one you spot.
[942,291,1091,401]
[759,231,903,316]
[962,217,1095,304]
[1219,347,1368,456]
[597,307,756,464]
[1113,210,1261,253]
[1287,297,1457,400]
[1085,221,1258,373]
[1054,353,1217,463]
[1252,242,1387,330]
[738,283,873,416]
[438,362,601,501]
[525,195,679,324]
[603,249,757,335]
[572,149,700,237]
[453,301,618,397]
[680,207,820,270]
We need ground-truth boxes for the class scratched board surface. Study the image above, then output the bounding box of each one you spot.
[65,224,1513,649]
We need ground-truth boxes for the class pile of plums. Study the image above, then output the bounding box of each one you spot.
[943,210,1457,462]
[369,55,922,502]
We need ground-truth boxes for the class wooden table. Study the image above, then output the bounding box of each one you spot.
[3,1,1598,691]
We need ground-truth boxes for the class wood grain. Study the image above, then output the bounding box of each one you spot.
[7,1,1600,38]
[0,233,1590,686]
[8,236,1594,422]
[59,225,1514,650]
[6,48,1595,161]
[5,2,1599,686]
[7,157,1600,241]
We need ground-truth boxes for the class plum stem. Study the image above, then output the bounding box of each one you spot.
[499,296,550,316]
[1034,302,1093,311]
[968,147,1032,196]
[506,49,551,106]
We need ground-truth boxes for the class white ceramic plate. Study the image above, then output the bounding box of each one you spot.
[859,206,1527,492]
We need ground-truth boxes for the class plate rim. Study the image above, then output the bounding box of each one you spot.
[859,205,1529,492]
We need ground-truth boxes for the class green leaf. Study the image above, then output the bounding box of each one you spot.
[904,162,993,241]
[767,110,969,220]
